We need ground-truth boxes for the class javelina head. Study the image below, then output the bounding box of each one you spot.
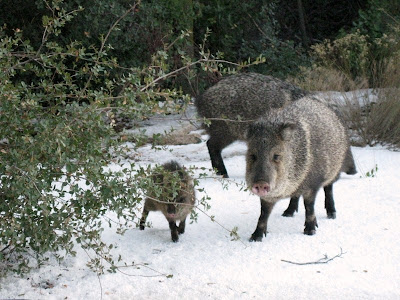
[152,162,195,220]
[164,191,194,220]
[245,121,296,198]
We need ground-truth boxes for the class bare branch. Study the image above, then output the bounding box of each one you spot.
[139,58,241,92]
[281,248,346,265]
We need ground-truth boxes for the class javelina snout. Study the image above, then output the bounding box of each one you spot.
[252,182,270,197]
[165,196,189,219]
[139,161,195,242]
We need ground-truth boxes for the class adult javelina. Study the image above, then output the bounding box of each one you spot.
[195,72,356,217]
[246,97,348,241]
[139,161,195,242]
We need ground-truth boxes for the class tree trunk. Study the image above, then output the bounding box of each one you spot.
[297,0,309,47]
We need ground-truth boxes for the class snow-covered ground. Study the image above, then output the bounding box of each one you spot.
[1,103,400,299]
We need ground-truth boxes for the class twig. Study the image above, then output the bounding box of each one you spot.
[97,272,103,300]
[114,263,172,278]
[139,58,241,92]
[194,205,247,247]
[281,248,345,265]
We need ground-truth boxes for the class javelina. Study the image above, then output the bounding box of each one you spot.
[139,161,195,242]
[195,72,356,216]
[245,97,348,241]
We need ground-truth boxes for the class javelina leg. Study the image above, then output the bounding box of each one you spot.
[169,220,179,242]
[139,208,149,230]
[303,190,318,235]
[250,199,275,242]
[324,184,336,219]
[177,218,186,235]
[282,196,300,217]
[344,147,357,175]
[206,136,234,178]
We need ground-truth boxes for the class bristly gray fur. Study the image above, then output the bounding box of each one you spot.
[245,97,348,241]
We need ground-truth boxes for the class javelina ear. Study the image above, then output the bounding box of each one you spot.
[278,123,296,141]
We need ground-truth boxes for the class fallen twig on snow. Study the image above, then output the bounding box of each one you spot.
[281,248,346,265]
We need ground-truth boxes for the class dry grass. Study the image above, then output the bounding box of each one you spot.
[289,65,369,92]
[149,124,202,146]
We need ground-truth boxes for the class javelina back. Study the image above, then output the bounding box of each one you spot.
[245,97,348,241]
[139,161,195,242]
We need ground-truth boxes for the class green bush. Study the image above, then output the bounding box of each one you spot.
[0,0,264,276]
[291,10,400,148]
[307,0,400,88]
[0,1,144,275]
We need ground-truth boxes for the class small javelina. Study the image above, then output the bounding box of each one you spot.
[195,72,356,217]
[139,161,195,242]
[246,97,348,241]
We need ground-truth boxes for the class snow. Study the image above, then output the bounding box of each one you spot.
[316,89,379,106]
[2,103,400,299]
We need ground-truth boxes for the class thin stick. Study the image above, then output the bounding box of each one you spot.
[281,248,345,265]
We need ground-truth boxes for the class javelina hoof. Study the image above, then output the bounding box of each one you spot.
[304,221,318,235]
[171,232,179,242]
[177,227,185,235]
[139,224,145,230]
[282,210,295,217]
[327,212,336,219]
[249,235,263,242]
[249,229,267,242]
[304,228,316,235]
[216,171,229,178]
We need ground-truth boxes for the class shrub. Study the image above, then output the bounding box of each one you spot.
[310,31,371,85]
[0,0,265,276]
[0,1,158,275]
[291,18,400,149]
[193,0,309,81]
[338,88,400,148]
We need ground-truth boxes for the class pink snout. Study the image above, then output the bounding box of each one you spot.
[252,182,270,197]
[167,213,177,219]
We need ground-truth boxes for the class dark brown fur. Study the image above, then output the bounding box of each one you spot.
[139,161,195,242]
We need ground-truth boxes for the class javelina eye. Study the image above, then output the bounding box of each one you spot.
[273,154,281,162]
[249,154,257,162]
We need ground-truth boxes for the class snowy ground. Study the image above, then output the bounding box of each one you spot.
[1,103,400,299]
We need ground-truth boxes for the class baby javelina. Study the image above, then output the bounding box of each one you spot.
[139,161,195,242]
